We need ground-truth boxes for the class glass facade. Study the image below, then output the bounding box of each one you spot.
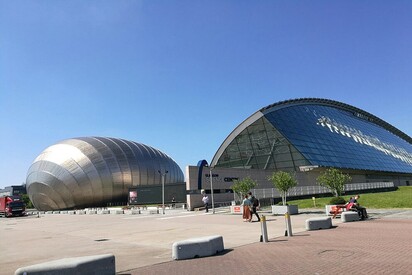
[215,117,311,171]
[214,99,412,174]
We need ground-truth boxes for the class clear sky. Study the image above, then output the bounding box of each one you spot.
[1,1,411,189]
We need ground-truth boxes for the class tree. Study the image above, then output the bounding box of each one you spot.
[268,171,297,205]
[231,176,257,202]
[21,194,34,209]
[317,168,352,197]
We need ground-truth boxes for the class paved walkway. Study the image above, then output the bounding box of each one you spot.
[1,208,412,274]
[131,218,412,275]
[127,209,412,275]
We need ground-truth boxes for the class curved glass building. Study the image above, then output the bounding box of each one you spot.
[211,98,412,178]
[26,137,184,211]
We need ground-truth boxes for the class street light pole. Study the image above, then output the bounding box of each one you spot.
[158,170,168,215]
[210,167,215,214]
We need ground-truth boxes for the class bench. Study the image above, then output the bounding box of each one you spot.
[305,217,332,231]
[15,254,115,275]
[329,205,347,218]
[341,211,360,222]
[172,235,224,260]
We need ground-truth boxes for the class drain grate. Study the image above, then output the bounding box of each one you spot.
[94,238,109,242]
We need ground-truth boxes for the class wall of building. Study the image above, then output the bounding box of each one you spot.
[185,165,412,210]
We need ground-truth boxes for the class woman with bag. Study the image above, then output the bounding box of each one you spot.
[241,194,252,222]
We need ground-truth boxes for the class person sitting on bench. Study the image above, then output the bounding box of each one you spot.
[349,195,368,220]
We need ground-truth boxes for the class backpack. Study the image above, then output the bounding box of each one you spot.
[252,197,259,207]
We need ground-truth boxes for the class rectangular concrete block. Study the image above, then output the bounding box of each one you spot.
[341,211,360,222]
[172,235,224,260]
[110,209,124,215]
[147,207,159,214]
[305,217,332,231]
[98,210,110,214]
[15,254,115,275]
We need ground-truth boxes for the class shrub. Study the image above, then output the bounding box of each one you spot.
[329,196,346,205]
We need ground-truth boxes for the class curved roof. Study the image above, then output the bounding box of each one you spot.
[260,98,412,144]
[211,98,412,174]
[26,137,184,211]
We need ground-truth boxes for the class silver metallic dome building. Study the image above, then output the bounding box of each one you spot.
[26,137,184,211]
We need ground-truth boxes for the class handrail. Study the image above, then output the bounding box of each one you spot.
[237,182,394,201]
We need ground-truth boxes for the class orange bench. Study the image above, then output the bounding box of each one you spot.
[330,203,358,218]
[329,205,346,218]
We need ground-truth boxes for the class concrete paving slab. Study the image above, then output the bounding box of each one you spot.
[1,208,411,274]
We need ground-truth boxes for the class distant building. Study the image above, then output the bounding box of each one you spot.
[0,185,26,197]
[186,98,412,209]
[26,137,184,211]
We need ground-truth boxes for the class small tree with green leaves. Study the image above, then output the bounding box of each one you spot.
[231,176,257,203]
[21,194,34,209]
[268,171,297,206]
[317,168,352,197]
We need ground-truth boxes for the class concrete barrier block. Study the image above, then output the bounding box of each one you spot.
[14,254,115,275]
[341,211,360,222]
[98,210,110,215]
[147,207,159,214]
[306,217,332,231]
[172,235,224,260]
[110,209,124,215]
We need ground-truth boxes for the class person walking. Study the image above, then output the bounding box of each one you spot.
[248,192,261,222]
[202,194,209,213]
[241,194,252,222]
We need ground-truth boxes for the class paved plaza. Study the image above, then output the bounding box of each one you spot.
[1,208,412,274]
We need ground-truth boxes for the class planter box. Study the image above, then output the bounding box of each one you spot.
[325,205,334,215]
[271,205,299,215]
[230,205,243,215]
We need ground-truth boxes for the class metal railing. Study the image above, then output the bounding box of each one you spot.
[237,182,394,201]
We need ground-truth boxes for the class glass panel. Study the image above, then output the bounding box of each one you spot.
[264,104,412,173]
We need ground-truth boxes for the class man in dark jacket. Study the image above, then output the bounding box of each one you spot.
[248,192,260,222]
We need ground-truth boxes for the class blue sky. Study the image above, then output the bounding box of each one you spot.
[1,1,411,189]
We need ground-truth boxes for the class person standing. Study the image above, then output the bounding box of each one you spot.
[248,192,261,222]
[171,197,176,208]
[241,194,252,222]
[202,194,209,213]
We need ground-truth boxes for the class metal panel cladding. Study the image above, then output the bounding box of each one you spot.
[26,137,184,211]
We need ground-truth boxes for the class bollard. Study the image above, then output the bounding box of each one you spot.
[260,215,268,243]
[285,212,293,237]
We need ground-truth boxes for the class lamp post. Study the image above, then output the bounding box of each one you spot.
[158,170,168,215]
[209,167,215,214]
